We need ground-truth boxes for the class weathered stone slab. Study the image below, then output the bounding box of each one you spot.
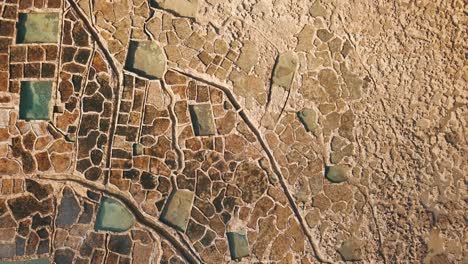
[152,0,199,18]
[19,81,53,121]
[338,238,363,261]
[272,51,298,90]
[227,232,249,260]
[325,165,349,183]
[125,41,166,79]
[56,187,81,228]
[310,1,327,17]
[95,197,135,232]
[189,104,216,136]
[160,190,194,232]
[16,13,60,43]
[297,108,318,134]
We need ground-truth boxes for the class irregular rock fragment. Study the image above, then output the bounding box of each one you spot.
[297,108,318,135]
[0,158,20,175]
[108,234,132,255]
[341,40,353,57]
[125,41,166,79]
[236,41,258,72]
[189,104,216,136]
[140,171,157,189]
[160,190,194,232]
[35,151,51,171]
[133,242,153,264]
[234,162,268,203]
[338,238,363,261]
[318,69,339,98]
[310,1,327,17]
[7,195,52,220]
[25,179,52,201]
[173,19,192,39]
[95,197,135,232]
[152,0,199,18]
[272,51,298,90]
[341,63,363,100]
[317,29,334,42]
[216,111,236,135]
[295,25,314,52]
[325,165,349,183]
[230,70,266,105]
[186,220,205,241]
[56,187,80,228]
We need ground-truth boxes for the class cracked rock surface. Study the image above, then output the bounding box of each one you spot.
[0,0,465,263]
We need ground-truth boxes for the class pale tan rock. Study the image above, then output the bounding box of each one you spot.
[272,51,299,90]
[318,69,340,99]
[295,25,314,52]
[153,0,199,18]
[310,1,327,17]
[50,153,71,172]
[214,39,229,55]
[338,238,363,261]
[173,19,192,39]
[230,70,266,106]
[236,41,258,72]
